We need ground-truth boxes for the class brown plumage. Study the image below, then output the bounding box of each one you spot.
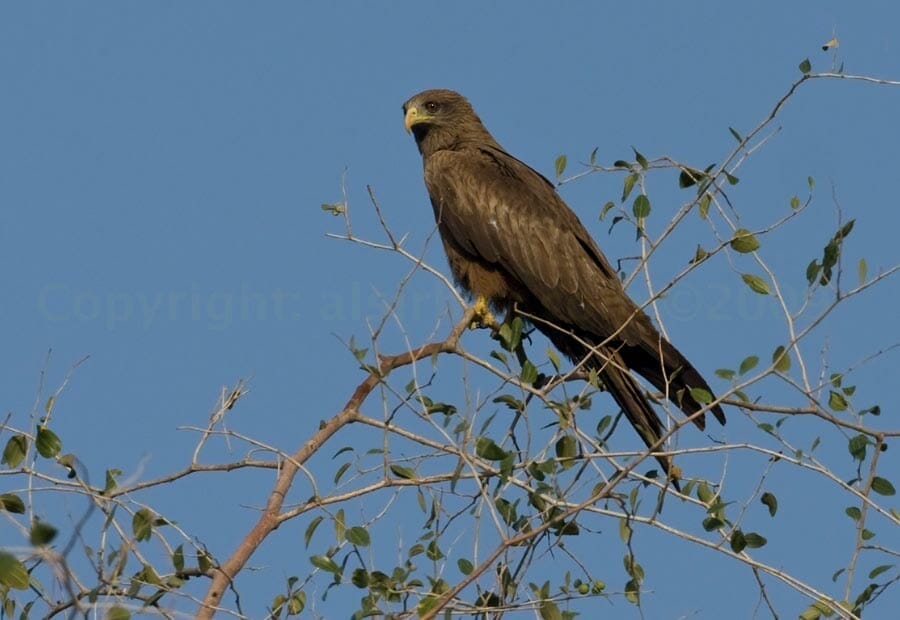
[402,89,725,485]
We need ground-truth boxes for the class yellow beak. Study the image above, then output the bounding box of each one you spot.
[404,106,428,133]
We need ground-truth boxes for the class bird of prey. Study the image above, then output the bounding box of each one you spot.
[402,89,725,486]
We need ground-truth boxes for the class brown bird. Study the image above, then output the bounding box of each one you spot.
[402,89,725,486]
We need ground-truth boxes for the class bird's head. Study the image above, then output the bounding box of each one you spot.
[402,89,494,155]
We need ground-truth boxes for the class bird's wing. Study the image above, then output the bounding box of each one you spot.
[425,145,654,346]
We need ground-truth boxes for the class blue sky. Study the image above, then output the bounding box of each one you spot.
[2,3,898,618]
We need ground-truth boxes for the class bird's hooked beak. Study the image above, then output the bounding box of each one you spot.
[404,106,430,133]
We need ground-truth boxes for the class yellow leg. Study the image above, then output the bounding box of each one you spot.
[470,296,496,329]
[669,464,683,489]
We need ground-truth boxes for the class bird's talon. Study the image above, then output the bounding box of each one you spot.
[469,297,495,329]
[668,464,683,488]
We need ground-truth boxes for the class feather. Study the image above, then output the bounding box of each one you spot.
[404,89,726,486]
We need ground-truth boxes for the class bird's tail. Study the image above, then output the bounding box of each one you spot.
[539,325,679,486]
[596,358,679,488]
[539,323,727,488]
[620,338,726,429]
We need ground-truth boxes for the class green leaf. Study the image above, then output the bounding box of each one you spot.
[772,346,791,372]
[698,193,711,219]
[799,58,812,73]
[624,578,640,604]
[498,317,524,351]
[172,545,185,572]
[132,508,154,542]
[539,599,563,620]
[304,515,323,548]
[730,228,760,253]
[58,453,77,478]
[0,551,30,590]
[547,347,561,372]
[728,127,742,142]
[739,355,759,375]
[599,200,615,221]
[845,506,862,521]
[678,167,704,188]
[861,405,881,416]
[554,154,567,180]
[760,492,778,517]
[702,517,725,531]
[690,245,709,264]
[622,172,638,202]
[334,462,351,484]
[36,426,62,458]
[2,434,27,468]
[288,591,306,614]
[103,468,121,494]
[332,445,354,458]
[475,437,509,461]
[690,387,712,405]
[520,360,539,385]
[334,508,346,543]
[806,259,820,285]
[493,394,525,412]
[744,533,767,548]
[623,553,644,581]
[596,415,612,436]
[106,605,132,620]
[871,476,896,496]
[828,391,848,411]
[838,219,855,239]
[272,594,287,614]
[345,526,371,547]
[632,194,651,219]
[741,273,770,295]
[555,435,577,469]
[390,464,416,479]
[309,555,341,575]
[29,520,58,545]
[798,605,820,620]
[633,147,648,170]
[868,564,894,579]
[848,435,868,461]
[730,529,747,553]
[589,147,598,165]
[458,558,473,575]
[696,481,715,505]
[854,583,877,609]
[196,551,212,573]
[725,172,739,185]
[320,202,345,216]
[858,258,867,285]
[495,498,517,525]
[619,517,632,543]
[0,493,25,514]
[715,368,736,380]
[790,195,801,209]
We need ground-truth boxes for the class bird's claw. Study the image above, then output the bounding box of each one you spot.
[469,297,496,329]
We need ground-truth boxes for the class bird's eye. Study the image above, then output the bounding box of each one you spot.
[424,101,440,113]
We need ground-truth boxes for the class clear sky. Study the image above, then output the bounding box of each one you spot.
[2,2,898,618]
